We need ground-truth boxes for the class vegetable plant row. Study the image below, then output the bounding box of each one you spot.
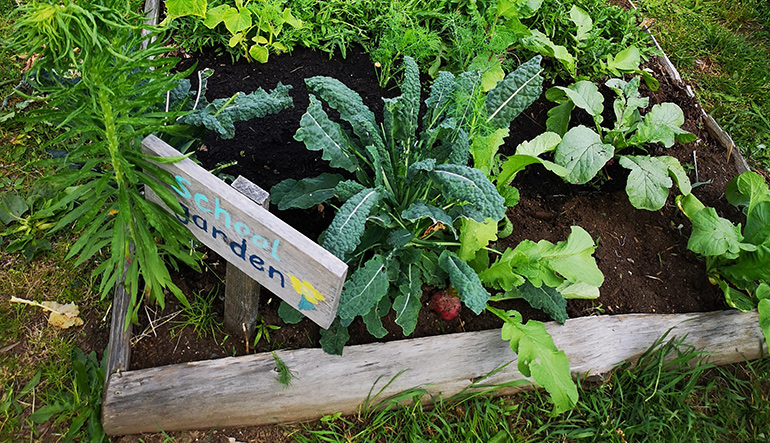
[2,0,768,415]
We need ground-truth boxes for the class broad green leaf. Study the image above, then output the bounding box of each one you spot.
[569,6,592,41]
[496,0,543,18]
[423,71,455,128]
[179,84,293,139]
[223,6,252,34]
[498,186,520,208]
[295,95,359,172]
[431,164,506,222]
[282,8,302,28]
[497,309,578,413]
[688,207,746,256]
[319,319,350,355]
[438,250,490,314]
[545,100,574,136]
[386,229,413,248]
[277,301,305,324]
[485,56,543,130]
[458,218,498,261]
[743,201,770,245]
[519,281,568,324]
[480,61,505,92]
[634,103,695,148]
[270,174,343,210]
[323,188,381,259]
[541,226,604,287]
[305,76,384,151]
[606,46,641,74]
[554,126,614,184]
[249,44,269,63]
[515,132,562,157]
[479,248,527,291]
[619,155,673,211]
[659,156,692,196]
[556,281,600,299]
[721,245,770,282]
[337,255,389,323]
[471,128,509,176]
[727,171,770,214]
[714,278,756,312]
[0,193,29,225]
[676,193,706,220]
[394,262,423,336]
[606,77,648,129]
[496,155,540,188]
[202,4,229,28]
[165,0,208,21]
[521,31,575,75]
[549,81,603,120]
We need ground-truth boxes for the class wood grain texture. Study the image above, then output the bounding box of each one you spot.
[104,248,134,379]
[104,276,132,378]
[102,310,767,435]
[224,176,269,338]
[141,135,347,329]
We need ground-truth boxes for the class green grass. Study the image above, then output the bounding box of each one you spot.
[634,0,770,172]
[293,336,770,442]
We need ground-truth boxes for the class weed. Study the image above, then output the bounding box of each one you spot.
[171,287,225,342]
[254,317,281,348]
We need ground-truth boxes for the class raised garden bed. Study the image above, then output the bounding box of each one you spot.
[101,1,768,436]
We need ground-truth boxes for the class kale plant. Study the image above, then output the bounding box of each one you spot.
[272,56,545,350]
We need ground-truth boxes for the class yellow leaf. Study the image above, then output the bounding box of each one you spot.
[41,301,84,329]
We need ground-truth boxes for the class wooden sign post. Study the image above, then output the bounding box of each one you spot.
[141,135,347,329]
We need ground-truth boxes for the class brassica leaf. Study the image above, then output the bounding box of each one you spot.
[438,250,489,314]
[270,173,343,210]
[179,83,293,139]
[323,187,381,259]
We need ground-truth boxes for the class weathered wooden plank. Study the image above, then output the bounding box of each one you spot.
[104,251,134,378]
[102,310,766,435]
[141,135,347,329]
[224,176,270,338]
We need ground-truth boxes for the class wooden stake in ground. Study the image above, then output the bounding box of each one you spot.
[224,176,269,339]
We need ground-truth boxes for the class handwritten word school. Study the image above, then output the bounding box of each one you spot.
[171,175,286,289]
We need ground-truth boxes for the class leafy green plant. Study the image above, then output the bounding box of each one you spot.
[272,55,541,349]
[7,0,293,324]
[521,0,658,81]
[676,171,770,346]
[272,55,601,413]
[512,75,695,211]
[0,186,59,260]
[169,0,303,63]
[254,317,281,348]
[171,287,226,341]
[29,348,106,443]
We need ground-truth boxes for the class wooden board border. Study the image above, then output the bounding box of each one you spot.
[102,301,766,435]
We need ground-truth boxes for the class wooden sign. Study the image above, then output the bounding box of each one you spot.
[141,135,347,329]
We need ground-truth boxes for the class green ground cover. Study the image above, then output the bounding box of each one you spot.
[634,0,770,173]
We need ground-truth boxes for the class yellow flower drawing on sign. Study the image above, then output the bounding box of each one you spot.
[289,275,326,311]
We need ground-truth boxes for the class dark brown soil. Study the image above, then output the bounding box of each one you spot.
[125,44,744,373]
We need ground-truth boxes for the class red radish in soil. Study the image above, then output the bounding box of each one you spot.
[430,288,461,321]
